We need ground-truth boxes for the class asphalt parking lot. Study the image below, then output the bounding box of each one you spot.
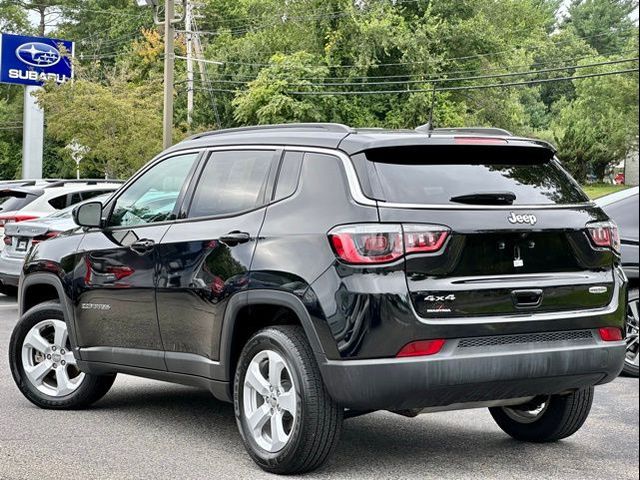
[0,295,637,480]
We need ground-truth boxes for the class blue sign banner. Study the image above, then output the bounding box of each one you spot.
[0,33,74,87]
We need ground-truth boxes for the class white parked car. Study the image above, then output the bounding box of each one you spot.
[0,180,122,293]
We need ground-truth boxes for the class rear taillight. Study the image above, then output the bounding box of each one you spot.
[329,224,450,265]
[587,221,621,253]
[397,339,446,357]
[599,327,623,342]
[0,214,39,227]
[32,231,62,245]
[3,235,12,246]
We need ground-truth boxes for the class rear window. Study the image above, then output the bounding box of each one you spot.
[0,194,38,212]
[358,146,589,205]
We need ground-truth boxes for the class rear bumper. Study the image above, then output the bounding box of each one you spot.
[319,333,625,411]
[0,253,23,287]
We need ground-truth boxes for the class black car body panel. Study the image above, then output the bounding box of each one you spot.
[19,124,628,411]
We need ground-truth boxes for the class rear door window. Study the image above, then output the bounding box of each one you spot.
[188,150,277,218]
[359,146,589,205]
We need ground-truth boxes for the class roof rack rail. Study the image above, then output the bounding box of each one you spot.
[189,123,354,140]
[44,179,124,188]
[417,126,514,136]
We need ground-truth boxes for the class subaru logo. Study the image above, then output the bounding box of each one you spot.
[15,42,61,68]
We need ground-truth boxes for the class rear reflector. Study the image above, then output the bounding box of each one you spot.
[397,339,446,357]
[329,224,450,265]
[598,327,623,342]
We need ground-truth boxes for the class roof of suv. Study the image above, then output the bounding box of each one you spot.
[172,123,556,156]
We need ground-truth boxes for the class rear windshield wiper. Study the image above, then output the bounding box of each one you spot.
[450,191,516,205]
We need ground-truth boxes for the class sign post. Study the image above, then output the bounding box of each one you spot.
[0,33,74,179]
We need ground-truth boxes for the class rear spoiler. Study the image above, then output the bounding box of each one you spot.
[0,188,42,198]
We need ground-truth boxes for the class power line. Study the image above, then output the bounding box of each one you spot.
[287,68,639,95]
[179,57,638,88]
[196,48,638,83]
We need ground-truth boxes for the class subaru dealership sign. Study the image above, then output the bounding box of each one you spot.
[0,33,74,87]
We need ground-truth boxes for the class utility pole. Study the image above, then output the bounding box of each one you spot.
[163,0,176,149]
[185,0,194,128]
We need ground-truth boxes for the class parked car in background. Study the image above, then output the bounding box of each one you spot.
[596,187,639,377]
[0,180,122,294]
[0,180,122,243]
[0,194,114,295]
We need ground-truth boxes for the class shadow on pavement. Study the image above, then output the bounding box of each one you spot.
[92,379,586,478]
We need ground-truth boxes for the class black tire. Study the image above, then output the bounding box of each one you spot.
[489,387,594,442]
[622,288,639,377]
[9,301,116,410]
[234,325,343,475]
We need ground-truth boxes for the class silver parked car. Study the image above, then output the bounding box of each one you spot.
[596,186,639,377]
[0,194,113,295]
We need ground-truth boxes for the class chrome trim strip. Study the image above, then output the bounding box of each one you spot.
[411,274,622,326]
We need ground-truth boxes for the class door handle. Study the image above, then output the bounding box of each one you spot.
[130,239,155,255]
[220,231,251,246]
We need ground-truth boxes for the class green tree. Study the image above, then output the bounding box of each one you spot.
[35,77,165,179]
[565,0,639,53]
[552,53,639,181]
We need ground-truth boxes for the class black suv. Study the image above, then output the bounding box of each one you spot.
[10,124,627,474]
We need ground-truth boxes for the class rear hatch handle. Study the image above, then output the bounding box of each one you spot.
[511,289,544,309]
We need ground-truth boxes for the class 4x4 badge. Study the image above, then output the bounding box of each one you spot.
[508,212,537,226]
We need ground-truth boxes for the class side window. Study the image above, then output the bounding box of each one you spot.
[69,192,83,206]
[109,153,198,228]
[274,152,303,201]
[81,190,110,201]
[48,195,67,210]
[189,150,276,218]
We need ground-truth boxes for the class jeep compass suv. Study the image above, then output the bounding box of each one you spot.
[10,124,627,474]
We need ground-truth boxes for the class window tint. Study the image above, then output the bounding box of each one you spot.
[48,194,68,210]
[363,147,588,205]
[109,153,198,227]
[274,152,303,201]
[189,150,276,218]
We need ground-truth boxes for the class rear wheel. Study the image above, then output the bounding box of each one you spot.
[9,302,116,409]
[622,288,639,377]
[489,388,594,442]
[234,325,342,475]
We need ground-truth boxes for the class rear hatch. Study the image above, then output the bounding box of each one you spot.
[355,139,618,318]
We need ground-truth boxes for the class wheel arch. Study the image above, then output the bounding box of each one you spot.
[20,273,80,357]
[220,290,335,383]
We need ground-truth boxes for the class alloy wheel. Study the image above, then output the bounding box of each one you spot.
[243,350,297,453]
[625,296,639,369]
[21,319,84,397]
[502,397,550,424]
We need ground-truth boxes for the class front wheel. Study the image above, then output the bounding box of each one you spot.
[489,387,594,442]
[9,301,116,409]
[234,325,343,475]
[622,288,639,377]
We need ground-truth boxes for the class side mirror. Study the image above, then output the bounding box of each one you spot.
[73,202,103,228]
